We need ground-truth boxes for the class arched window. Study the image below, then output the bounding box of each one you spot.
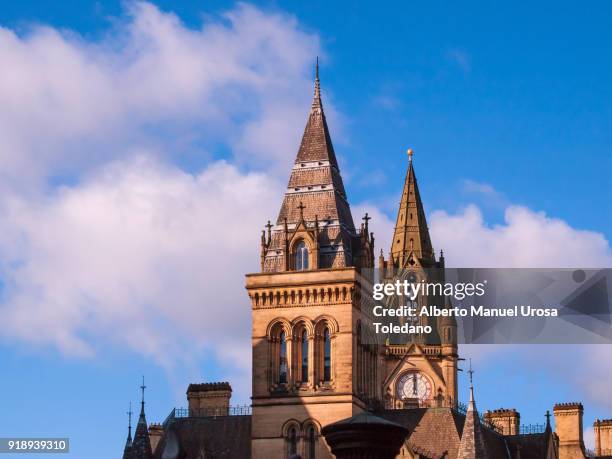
[306,425,316,459]
[279,331,287,384]
[323,328,331,382]
[287,426,297,458]
[301,330,309,383]
[294,241,309,270]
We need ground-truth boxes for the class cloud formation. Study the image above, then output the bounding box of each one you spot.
[0,1,319,188]
[0,1,319,377]
[0,158,282,370]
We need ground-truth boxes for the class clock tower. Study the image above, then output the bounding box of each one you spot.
[378,151,459,410]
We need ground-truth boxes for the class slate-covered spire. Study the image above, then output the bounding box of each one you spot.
[122,403,133,459]
[458,360,488,459]
[130,377,153,459]
[390,149,434,267]
[262,60,363,272]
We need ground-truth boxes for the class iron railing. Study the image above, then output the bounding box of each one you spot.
[172,405,252,418]
[519,423,546,435]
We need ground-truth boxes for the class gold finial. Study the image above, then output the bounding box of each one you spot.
[407,148,414,162]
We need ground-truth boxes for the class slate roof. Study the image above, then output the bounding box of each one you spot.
[152,415,251,459]
[262,66,361,272]
[381,407,508,459]
[131,401,153,459]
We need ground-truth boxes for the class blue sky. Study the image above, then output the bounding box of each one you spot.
[0,1,610,458]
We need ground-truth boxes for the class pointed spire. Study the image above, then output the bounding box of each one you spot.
[390,148,434,267]
[122,402,133,459]
[264,58,358,272]
[458,359,488,459]
[130,376,153,459]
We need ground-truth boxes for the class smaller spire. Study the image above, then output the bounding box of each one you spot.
[545,410,551,428]
[122,402,133,459]
[131,377,153,459]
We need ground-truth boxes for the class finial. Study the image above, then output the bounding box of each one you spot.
[362,213,371,233]
[140,375,146,409]
[297,201,306,221]
[265,220,272,243]
[407,148,414,162]
[468,358,475,402]
[127,401,133,435]
[312,57,321,109]
[468,358,474,386]
[545,410,551,427]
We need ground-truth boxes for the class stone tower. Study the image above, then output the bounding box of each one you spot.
[245,63,376,459]
[378,152,458,409]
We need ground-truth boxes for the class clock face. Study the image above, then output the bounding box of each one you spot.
[396,371,432,401]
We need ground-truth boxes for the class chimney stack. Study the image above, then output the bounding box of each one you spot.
[594,419,612,457]
[484,408,520,436]
[187,382,232,417]
[553,402,585,459]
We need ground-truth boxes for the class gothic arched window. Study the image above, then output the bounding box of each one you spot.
[279,331,288,384]
[287,426,297,458]
[301,330,309,383]
[306,425,316,459]
[323,328,331,382]
[294,241,309,270]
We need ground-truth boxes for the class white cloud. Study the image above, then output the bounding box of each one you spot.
[0,1,320,188]
[0,0,325,377]
[430,204,612,268]
[424,202,612,413]
[0,157,282,371]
